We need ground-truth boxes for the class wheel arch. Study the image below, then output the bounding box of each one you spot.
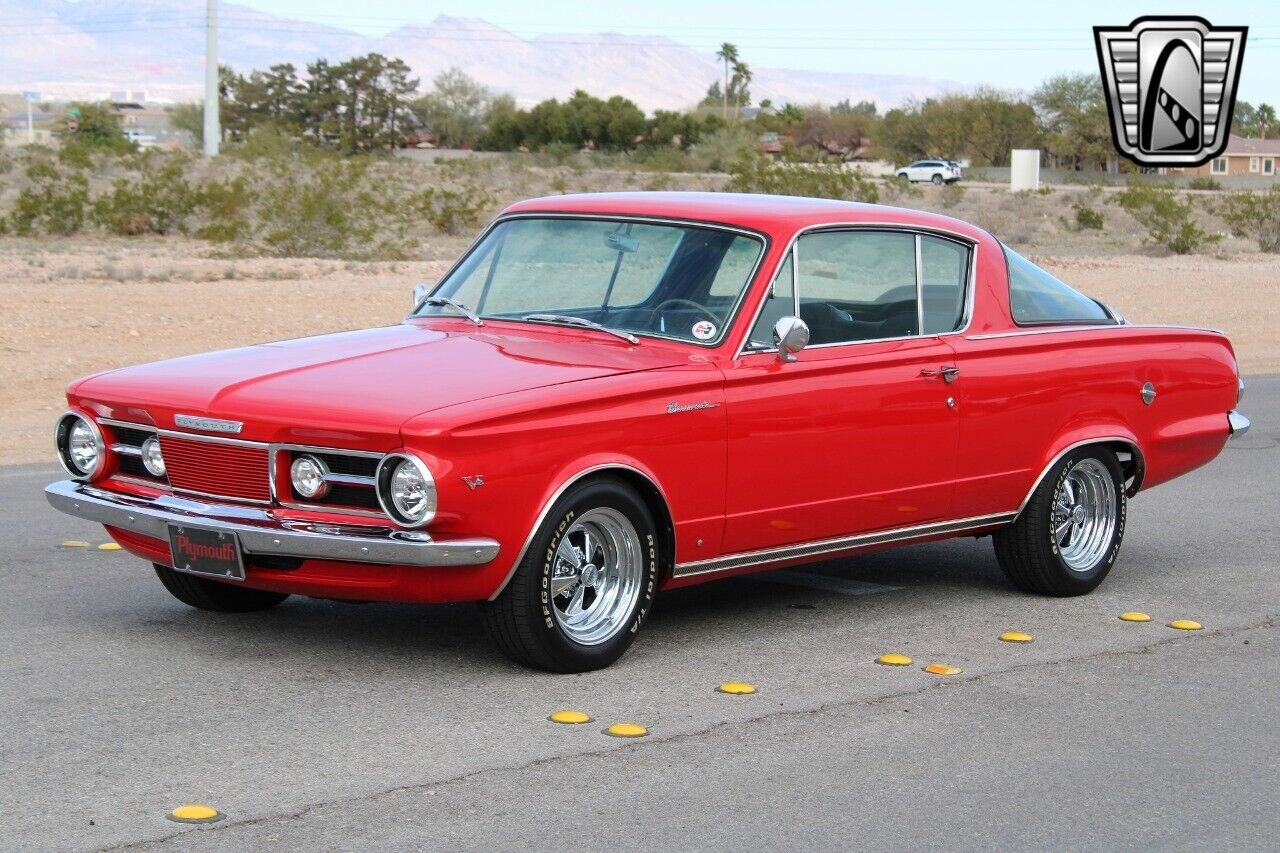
[1016,435,1145,520]
[487,462,676,601]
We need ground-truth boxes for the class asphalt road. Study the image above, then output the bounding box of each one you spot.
[2,378,1277,853]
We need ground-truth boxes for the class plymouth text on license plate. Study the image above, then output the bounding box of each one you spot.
[167,524,245,580]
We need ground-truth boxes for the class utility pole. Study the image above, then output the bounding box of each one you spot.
[203,0,220,157]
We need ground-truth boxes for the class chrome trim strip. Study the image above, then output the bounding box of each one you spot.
[412,211,770,350]
[966,325,1121,341]
[172,485,273,507]
[99,417,158,433]
[110,443,143,457]
[272,442,383,459]
[487,462,674,601]
[44,480,499,568]
[1227,410,1250,438]
[1015,436,1145,516]
[324,473,376,488]
[734,222,979,358]
[671,512,1016,579]
[276,501,389,520]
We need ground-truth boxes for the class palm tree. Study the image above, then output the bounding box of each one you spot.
[730,59,752,118]
[715,42,738,120]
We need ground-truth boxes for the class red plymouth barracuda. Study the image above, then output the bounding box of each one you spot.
[46,193,1250,672]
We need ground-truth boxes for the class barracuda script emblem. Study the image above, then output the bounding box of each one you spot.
[666,401,718,415]
[1094,16,1247,167]
[174,414,243,434]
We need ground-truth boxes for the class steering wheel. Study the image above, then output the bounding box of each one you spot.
[649,299,721,326]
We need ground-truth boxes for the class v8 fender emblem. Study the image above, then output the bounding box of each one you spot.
[462,475,485,490]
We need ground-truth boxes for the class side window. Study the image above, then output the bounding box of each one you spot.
[747,254,794,347]
[1005,246,1110,324]
[920,236,970,334]
[796,230,918,345]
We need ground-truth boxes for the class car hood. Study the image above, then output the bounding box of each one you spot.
[71,323,688,447]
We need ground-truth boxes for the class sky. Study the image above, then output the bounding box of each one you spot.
[241,0,1280,103]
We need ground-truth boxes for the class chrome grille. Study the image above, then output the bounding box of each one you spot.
[158,435,271,503]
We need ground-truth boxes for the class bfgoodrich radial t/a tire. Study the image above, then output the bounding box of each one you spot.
[993,447,1126,596]
[153,564,290,612]
[482,478,658,672]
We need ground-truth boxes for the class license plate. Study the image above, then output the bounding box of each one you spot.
[167,523,245,581]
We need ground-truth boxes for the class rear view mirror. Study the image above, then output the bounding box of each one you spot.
[773,316,810,362]
[604,232,639,254]
[413,282,431,308]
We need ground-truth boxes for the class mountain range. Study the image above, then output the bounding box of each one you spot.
[0,1,957,109]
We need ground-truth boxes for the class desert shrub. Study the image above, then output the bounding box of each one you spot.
[1073,203,1105,230]
[5,161,91,236]
[92,155,199,235]
[727,152,879,203]
[879,175,922,200]
[688,125,756,172]
[629,144,690,174]
[411,183,495,235]
[193,176,256,243]
[940,182,965,208]
[57,142,96,169]
[1187,176,1222,191]
[1216,187,1280,252]
[1113,180,1218,254]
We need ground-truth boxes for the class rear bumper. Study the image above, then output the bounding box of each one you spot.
[1228,410,1251,438]
[44,480,500,568]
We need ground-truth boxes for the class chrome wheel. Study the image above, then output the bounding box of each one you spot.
[549,508,643,646]
[1051,458,1117,572]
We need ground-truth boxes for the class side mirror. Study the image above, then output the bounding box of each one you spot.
[773,316,810,362]
[412,282,431,308]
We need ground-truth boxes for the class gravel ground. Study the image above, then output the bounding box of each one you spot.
[3,235,1276,466]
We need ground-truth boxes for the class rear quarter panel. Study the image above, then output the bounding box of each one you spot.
[947,326,1239,516]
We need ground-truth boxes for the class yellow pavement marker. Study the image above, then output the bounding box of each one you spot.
[1119,611,1152,622]
[1168,619,1203,631]
[605,722,649,738]
[97,542,123,551]
[167,804,223,824]
[60,540,90,548]
[717,681,757,695]
[876,653,913,666]
[999,631,1034,644]
[548,710,592,725]
[923,663,962,676]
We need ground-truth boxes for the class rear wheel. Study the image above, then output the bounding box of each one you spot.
[993,447,1126,596]
[153,564,290,612]
[931,173,944,185]
[482,478,658,672]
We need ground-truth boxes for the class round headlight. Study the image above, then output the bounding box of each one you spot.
[141,436,166,477]
[376,453,436,527]
[55,412,104,480]
[291,454,330,500]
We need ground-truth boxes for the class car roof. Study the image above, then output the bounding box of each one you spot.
[500,192,988,242]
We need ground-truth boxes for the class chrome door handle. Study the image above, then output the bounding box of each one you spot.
[921,366,960,384]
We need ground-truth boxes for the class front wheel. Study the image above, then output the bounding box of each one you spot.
[993,448,1126,596]
[482,478,658,672]
[154,564,290,612]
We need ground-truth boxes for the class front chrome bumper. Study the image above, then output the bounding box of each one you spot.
[45,480,500,568]
[1228,410,1251,438]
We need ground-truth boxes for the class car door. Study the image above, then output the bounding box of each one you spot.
[720,228,974,555]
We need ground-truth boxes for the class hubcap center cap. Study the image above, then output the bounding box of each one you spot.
[580,564,601,587]
[1071,505,1087,524]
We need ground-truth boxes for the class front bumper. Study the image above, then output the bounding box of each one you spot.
[45,480,500,568]
[1228,410,1251,438]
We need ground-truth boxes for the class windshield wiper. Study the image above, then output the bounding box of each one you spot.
[522,314,639,344]
[423,296,483,326]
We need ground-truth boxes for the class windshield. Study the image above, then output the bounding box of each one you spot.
[415,217,765,345]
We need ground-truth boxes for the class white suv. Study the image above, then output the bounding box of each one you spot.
[895,160,962,185]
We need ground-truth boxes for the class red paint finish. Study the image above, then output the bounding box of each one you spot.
[66,193,1242,604]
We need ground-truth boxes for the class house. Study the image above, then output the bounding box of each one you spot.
[1166,134,1279,179]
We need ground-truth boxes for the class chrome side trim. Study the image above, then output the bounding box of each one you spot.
[486,462,674,601]
[1016,436,1145,517]
[44,480,499,568]
[1227,410,1250,438]
[966,323,1227,342]
[734,222,979,359]
[412,211,770,350]
[671,512,1016,579]
[110,443,143,457]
